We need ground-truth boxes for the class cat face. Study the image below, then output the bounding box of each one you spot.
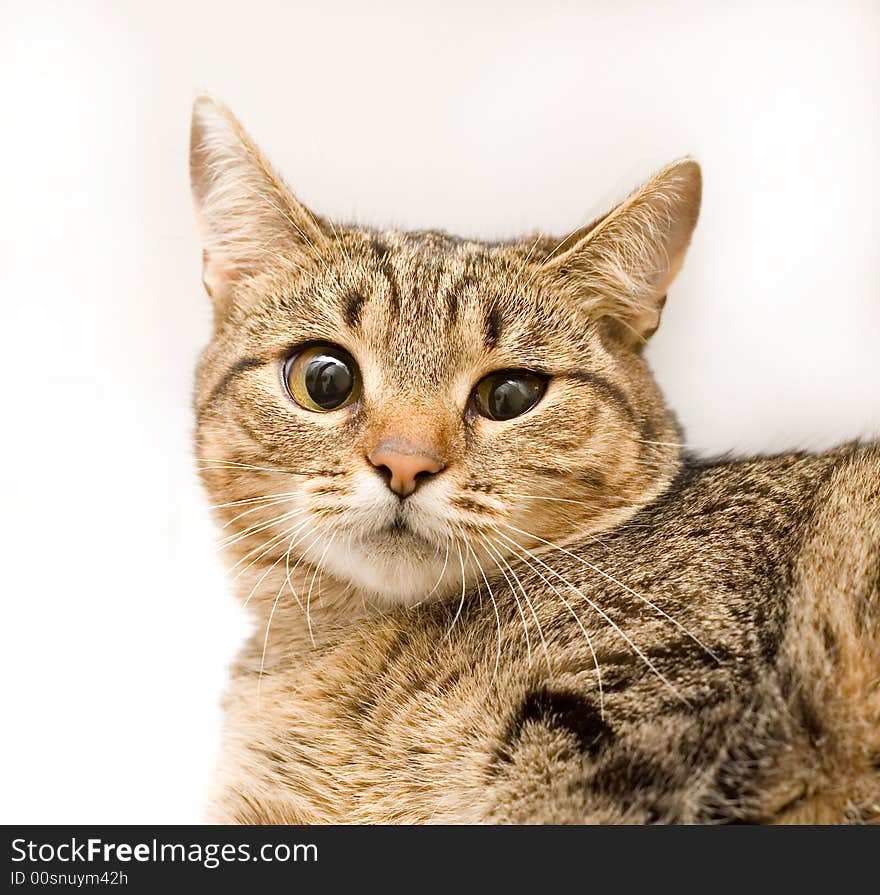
[191,97,700,606]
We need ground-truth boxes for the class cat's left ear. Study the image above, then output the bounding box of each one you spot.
[541,159,701,345]
[189,95,328,314]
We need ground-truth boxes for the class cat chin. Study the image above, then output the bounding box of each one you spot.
[313,536,458,607]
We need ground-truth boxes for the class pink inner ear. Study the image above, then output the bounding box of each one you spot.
[630,247,687,338]
[201,250,239,304]
[655,246,688,297]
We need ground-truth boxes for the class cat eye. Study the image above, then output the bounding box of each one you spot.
[284,344,361,412]
[474,370,547,421]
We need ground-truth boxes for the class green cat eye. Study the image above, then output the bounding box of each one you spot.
[284,345,361,412]
[474,371,547,421]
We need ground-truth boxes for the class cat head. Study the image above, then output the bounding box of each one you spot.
[190,97,700,607]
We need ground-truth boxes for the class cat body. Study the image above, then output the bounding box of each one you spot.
[207,447,880,824]
[189,98,879,824]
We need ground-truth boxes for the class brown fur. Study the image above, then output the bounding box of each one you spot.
[189,97,879,824]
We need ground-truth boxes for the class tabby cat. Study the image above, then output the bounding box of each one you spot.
[190,97,879,824]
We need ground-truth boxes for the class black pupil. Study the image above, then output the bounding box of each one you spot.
[304,354,353,409]
[487,376,541,420]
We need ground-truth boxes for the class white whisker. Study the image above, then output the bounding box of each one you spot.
[492,526,690,706]
[413,536,451,608]
[218,507,309,550]
[461,539,502,689]
[241,519,312,608]
[489,533,604,718]
[442,539,468,640]
[306,532,337,647]
[503,522,719,663]
[257,526,319,710]
[476,533,533,666]
[221,495,299,529]
[480,534,553,676]
[195,457,306,476]
[209,491,301,511]
[230,514,317,581]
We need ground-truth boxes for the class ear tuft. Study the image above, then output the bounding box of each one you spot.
[189,95,326,313]
[542,159,702,345]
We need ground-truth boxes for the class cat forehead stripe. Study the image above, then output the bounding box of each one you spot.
[371,237,401,313]
[484,302,505,349]
[343,290,367,329]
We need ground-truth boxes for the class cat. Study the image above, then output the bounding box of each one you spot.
[190,96,879,824]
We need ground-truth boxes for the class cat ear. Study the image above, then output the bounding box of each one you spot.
[542,159,701,345]
[189,95,327,311]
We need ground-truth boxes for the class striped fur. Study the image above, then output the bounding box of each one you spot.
[189,98,879,824]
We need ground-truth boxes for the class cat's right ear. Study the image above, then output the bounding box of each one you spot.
[189,96,327,314]
[540,159,702,347]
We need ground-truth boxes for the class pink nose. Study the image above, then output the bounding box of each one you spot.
[368,442,445,497]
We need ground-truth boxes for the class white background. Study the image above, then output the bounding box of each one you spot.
[1,0,878,823]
